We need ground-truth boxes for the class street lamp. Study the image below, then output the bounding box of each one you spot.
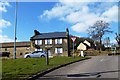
[13,1,18,59]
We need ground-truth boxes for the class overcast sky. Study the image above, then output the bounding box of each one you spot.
[0,0,119,44]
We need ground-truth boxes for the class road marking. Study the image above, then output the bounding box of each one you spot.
[100,59,104,62]
[100,58,109,62]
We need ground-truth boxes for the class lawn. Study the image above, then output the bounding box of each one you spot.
[2,56,88,80]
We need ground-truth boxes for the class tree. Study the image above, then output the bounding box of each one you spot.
[103,37,110,51]
[115,33,120,47]
[87,20,112,52]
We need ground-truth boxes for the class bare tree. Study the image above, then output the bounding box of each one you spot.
[115,33,120,47]
[88,20,112,52]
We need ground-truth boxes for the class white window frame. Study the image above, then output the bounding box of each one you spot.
[35,48,42,51]
[55,39,62,44]
[45,39,52,44]
[55,48,63,54]
[35,40,42,45]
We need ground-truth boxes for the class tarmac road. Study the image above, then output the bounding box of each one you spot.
[37,56,120,80]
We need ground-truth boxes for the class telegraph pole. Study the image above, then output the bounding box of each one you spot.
[14,1,18,59]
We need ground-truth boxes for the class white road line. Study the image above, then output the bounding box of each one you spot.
[100,59,104,62]
[100,58,109,62]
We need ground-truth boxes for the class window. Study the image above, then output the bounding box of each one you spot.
[35,48,42,51]
[55,48,63,54]
[55,39,62,44]
[45,39,52,44]
[35,40,42,45]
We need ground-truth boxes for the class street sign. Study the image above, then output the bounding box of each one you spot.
[71,36,76,42]
[71,36,76,58]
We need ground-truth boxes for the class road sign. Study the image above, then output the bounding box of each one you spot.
[71,36,76,58]
[71,36,76,42]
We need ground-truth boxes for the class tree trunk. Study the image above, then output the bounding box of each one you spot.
[99,37,102,53]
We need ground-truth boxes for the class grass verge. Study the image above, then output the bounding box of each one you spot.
[2,56,88,80]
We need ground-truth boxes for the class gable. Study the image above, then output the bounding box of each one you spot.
[77,43,87,50]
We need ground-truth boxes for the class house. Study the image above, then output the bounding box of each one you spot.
[77,40,91,51]
[77,43,88,51]
[83,40,91,47]
[0,41,32,57]
[30,28,70,57]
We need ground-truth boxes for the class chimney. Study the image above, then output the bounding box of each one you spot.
[34,30,40,36]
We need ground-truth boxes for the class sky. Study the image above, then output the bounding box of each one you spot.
[0,0,119,44]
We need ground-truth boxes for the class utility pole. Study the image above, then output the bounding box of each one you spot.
[66,28,70,57]
[13,1,18,59]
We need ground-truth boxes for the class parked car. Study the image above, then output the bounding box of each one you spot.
[24,51,46,58]
[0,51,10,57]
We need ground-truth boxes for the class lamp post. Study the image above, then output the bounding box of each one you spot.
[13,1,18,59]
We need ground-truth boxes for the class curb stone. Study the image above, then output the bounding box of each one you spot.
[27,57,91,80]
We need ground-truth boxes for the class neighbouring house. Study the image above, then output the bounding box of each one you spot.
[0,41,32,57]
[77,40,91,51]
[77,40,91,57]
[77,43,88,51]
[83,40,91,47]
[30,28,70,57]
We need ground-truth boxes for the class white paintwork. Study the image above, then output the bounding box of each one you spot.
[77,43,87,50]
[83,40,91,47]
[80,51,84,57]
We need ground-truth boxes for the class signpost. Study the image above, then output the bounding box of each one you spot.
[71,36,76,58]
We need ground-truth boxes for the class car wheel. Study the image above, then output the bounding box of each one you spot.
[26,55,30,58]
[41,55,45,57]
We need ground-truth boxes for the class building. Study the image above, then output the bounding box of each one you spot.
[83,40,91,47]
[0,41,32,57]
[30,29,70,56]
[77,43,88,51]
[77,40,91,51]
[0,28,71,57]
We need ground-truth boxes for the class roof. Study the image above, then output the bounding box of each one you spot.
[0,41,31,48]
[83,40,91,47]
[31,32,67,40]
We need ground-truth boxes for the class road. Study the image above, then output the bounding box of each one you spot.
[37,56,120,79]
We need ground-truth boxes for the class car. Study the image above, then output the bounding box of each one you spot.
[0,51,10,57]
[24,51,46,58]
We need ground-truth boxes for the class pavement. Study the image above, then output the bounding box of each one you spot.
[37,56,120,80]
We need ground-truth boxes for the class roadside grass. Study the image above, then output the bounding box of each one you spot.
[2,56,88,80]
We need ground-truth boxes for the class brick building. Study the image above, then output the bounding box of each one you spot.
[0,41,32,57]
[30,28,70,56]
[0,29,71,57]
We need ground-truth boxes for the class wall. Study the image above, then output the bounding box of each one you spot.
[31,38,68,56]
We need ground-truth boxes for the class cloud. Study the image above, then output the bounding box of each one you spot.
[0,19,11,28]
[40,1,89,20]
[0,35,14,43]
[40,2,118,33]
[0,19,13,43]
[101,5,118,22]
[0,2,13,43]
[71,23,88,33]
[0,2,10,12]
